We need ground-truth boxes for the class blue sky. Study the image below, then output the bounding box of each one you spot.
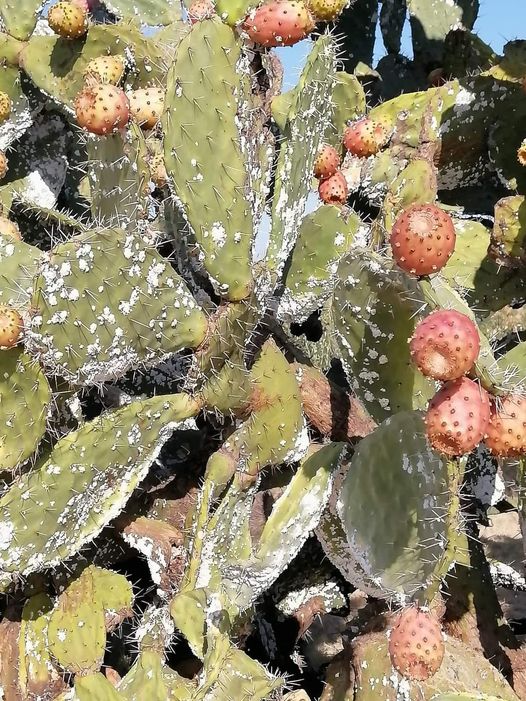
[277,0,526,90]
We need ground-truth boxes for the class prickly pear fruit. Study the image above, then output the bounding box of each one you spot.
[84,55,125,85]
[0,305,23,349]
[75,83,130,135]
[485,395,526,457]
[127,88,165,130]
[318,170,347,205]
[409,309,480,381]
[188,0,215,22]
[388,607,444,681]
[313,144,341,180]
[243,0,315,47]
[390,203,456,276]
[517,138,526,166]
[0,92,12,125]
[0,152,7,180]
[149,153,168,189]
[306,0,348,21]
[343,117,390,157]
[0,217,21,240]
[425,377,490,456]
[71,0,92,9]
[48,1,88,39]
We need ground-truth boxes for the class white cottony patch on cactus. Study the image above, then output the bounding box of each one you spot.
[0,521,14,551]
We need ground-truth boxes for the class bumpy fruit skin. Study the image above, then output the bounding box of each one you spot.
[0,305,23,349]
[0,217,21,240]
[485,395,526,458]
[425,377,490,456]
[0,152,7,180]
[318,170,347,205]
[188,0,215,22]
[388,607,444,681]
[313,144,341,180]
[48,1,88,39]
[409,309,480,381]
[343,117,390,157]
[390,203,456,276]
[127,88,165,130]
[243,0,315,48]
[75,84,130,135]
[307,0,348,21]
[0,92,12,125]
[517,138,526,166]
[84,55,125,85]
[149,153,168,189]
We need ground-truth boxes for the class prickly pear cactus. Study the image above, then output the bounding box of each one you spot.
[0,0,524,698]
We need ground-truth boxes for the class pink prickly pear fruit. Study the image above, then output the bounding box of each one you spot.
[318,170,347,205]
[188,0,215,22]
[388,607,444,681]
[425,377,490,456]
[0,92,12,125]
[313,144,341,180]
[409,309,480,381]
[0,217,21,241]
[48,1,88,39]
[75,83,130,135]
[127,88,165,130]
[0,152,7,180]
[306,0,348,22]
[243,0,315,48]
[84,55,125,85]
[0,305,23,349]
[343,117,390,157]
[485,395,526,458]
[390,203,456,276]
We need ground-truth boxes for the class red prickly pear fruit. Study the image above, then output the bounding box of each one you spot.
[0,305,23,349]
[0,216,21,241]
[343,117,390,157]
[0,152,7,180]
[388,607,444,681]
[425,377,490,456]
[485,395,526,458]
[306,0,347,22]
[0,92,12,125]
[390,203,456,276]
[313,144,341,180]
[409,309,480,382]
[188,0,215,22]
[318,170,347,205]
[75,84,130,136]
[48,1,88,39]
[243,0,315,48]
[84,55,125,85]
[127,88,165,130]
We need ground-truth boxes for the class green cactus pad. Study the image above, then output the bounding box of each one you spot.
[48,569,107,675]
[119,650,192,701]
[0,0,40,40]
[279,205,361,323]
[86,125,150,229]
[0,348,51,472]
[325,71,366,146]
[491,195,526,268]
[215,0,259,25]
[441,219,525,312]
[332,250,435,423]
[265,35,337,288]
[0,231,41,308]
[0,393,199,583]
[433,695,510,701]
[19,593,64,699]
[75,672,126,700]
[351,633,519,701]
[162,18,254,300]
[102,0,182,25]
[0,66,32,151]
[336,411,452,600]
[27,229,207,385]
[20,25,167,108]
[381,158,437,232]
